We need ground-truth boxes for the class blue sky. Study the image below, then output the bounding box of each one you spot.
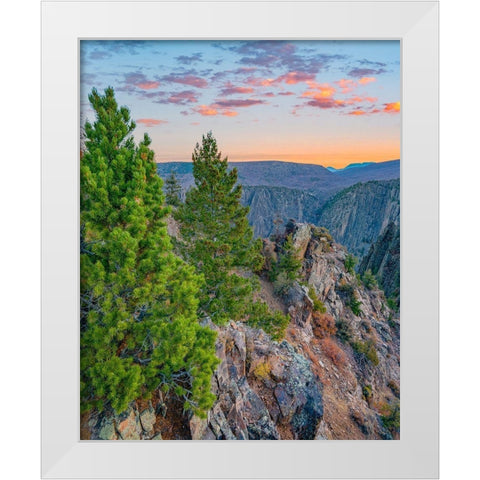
[80,40,400,168]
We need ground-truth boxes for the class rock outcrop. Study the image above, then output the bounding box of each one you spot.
[82,221,400,441]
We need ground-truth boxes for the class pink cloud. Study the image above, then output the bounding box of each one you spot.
[277,71,316,85]
[136,118,168,127]
[278,91,295,96]
[246,77,276,87]
[335,78,357,93]
[214,99,265,108]
[305,98,345,109]
[166,90,198,104]
[137,81,160,90]
[220,85,255,95]
[194,105,218,116]
[358,76,376,85]
[162,74,208,88]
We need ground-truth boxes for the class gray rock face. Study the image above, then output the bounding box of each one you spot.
[358,222,400,306]
[317,179,400,257]
[196,321,324,440]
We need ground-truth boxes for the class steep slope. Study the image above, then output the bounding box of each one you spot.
[358,222,400,308]
[82,221,400,441]
[317,179,400,257]
[242,186,322,238]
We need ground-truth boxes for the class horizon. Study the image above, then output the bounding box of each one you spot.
[154,158,400,169]
[81,40,400,169]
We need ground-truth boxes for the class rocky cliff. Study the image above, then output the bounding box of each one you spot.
[82,221,400,440]
[317,179,400,257]
[358,222,400,309]
[242,186,322,238]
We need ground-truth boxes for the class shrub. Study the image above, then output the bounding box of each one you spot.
[312,312,337,339]
[273,271,293,296]
[308,286,327,313]
[253,361,272,381]
[362,384,373,402]
[349,295,363,316]
[321,337,347,368]
[246,301,290,341]
[362,269,378,290]
[387,380,400,397]
[335,319,353,343]
[337,283,362,316]
[380,402,400,435]
[352,339,379,366]
[344,253,357,274]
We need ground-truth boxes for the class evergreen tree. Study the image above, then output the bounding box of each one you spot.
[177,132,264,324]
[80,87,218,416]
[277,234,302,280]
[164,170,182,207]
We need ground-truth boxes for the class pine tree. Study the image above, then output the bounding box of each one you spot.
[80,87,218,416]
[277,234,302,280]
[177,132,264,325]
[164,170,182,207]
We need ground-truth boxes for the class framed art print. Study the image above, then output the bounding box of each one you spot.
[42,1,439,478]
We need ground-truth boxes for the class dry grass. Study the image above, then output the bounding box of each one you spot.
[320,337,348,368]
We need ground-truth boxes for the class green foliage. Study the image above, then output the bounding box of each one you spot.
[335,319,353,343]
[273,271,293,297]
[352,339,379,366]
[80,87,219,417]
[164,170,182,207]
[246,301,290,341]
[362,384,373,401]
[177,132,264,325]
[344,253,357,274]
[276,234,302,281]
[387,296,399,312]
[308,286,327,313]
[362,269,378,290]
[349,296,362,316]
[337,283,362,316]
[381,402,400,435]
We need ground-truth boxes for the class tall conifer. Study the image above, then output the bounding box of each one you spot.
[80,88,218,416]
[178,132,265,325]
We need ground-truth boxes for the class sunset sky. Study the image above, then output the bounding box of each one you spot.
[80,40,400,168]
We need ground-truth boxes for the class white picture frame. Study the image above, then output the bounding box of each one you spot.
[41,1,439,478]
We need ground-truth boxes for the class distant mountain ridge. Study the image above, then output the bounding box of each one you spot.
[156,160,400,239]
[326,161,375,172]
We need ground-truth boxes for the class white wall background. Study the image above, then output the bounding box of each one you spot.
[0,0,477,478]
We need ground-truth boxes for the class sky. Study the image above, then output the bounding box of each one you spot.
[80,40,400,168]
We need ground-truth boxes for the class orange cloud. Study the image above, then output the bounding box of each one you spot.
[344,95,378,105]
[335,78,357,93]
[358,76,376,85]
[348,110,367,116]
[222,110,238,117]
[136,118,167,127]
[277,71,316,85]
[194,105,218,116]
[384,102,401,113]
[246,77,276,87]
[137,81,161,90]
[303,81,336,98]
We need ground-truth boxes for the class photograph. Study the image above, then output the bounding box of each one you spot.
[79,40,401,441]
